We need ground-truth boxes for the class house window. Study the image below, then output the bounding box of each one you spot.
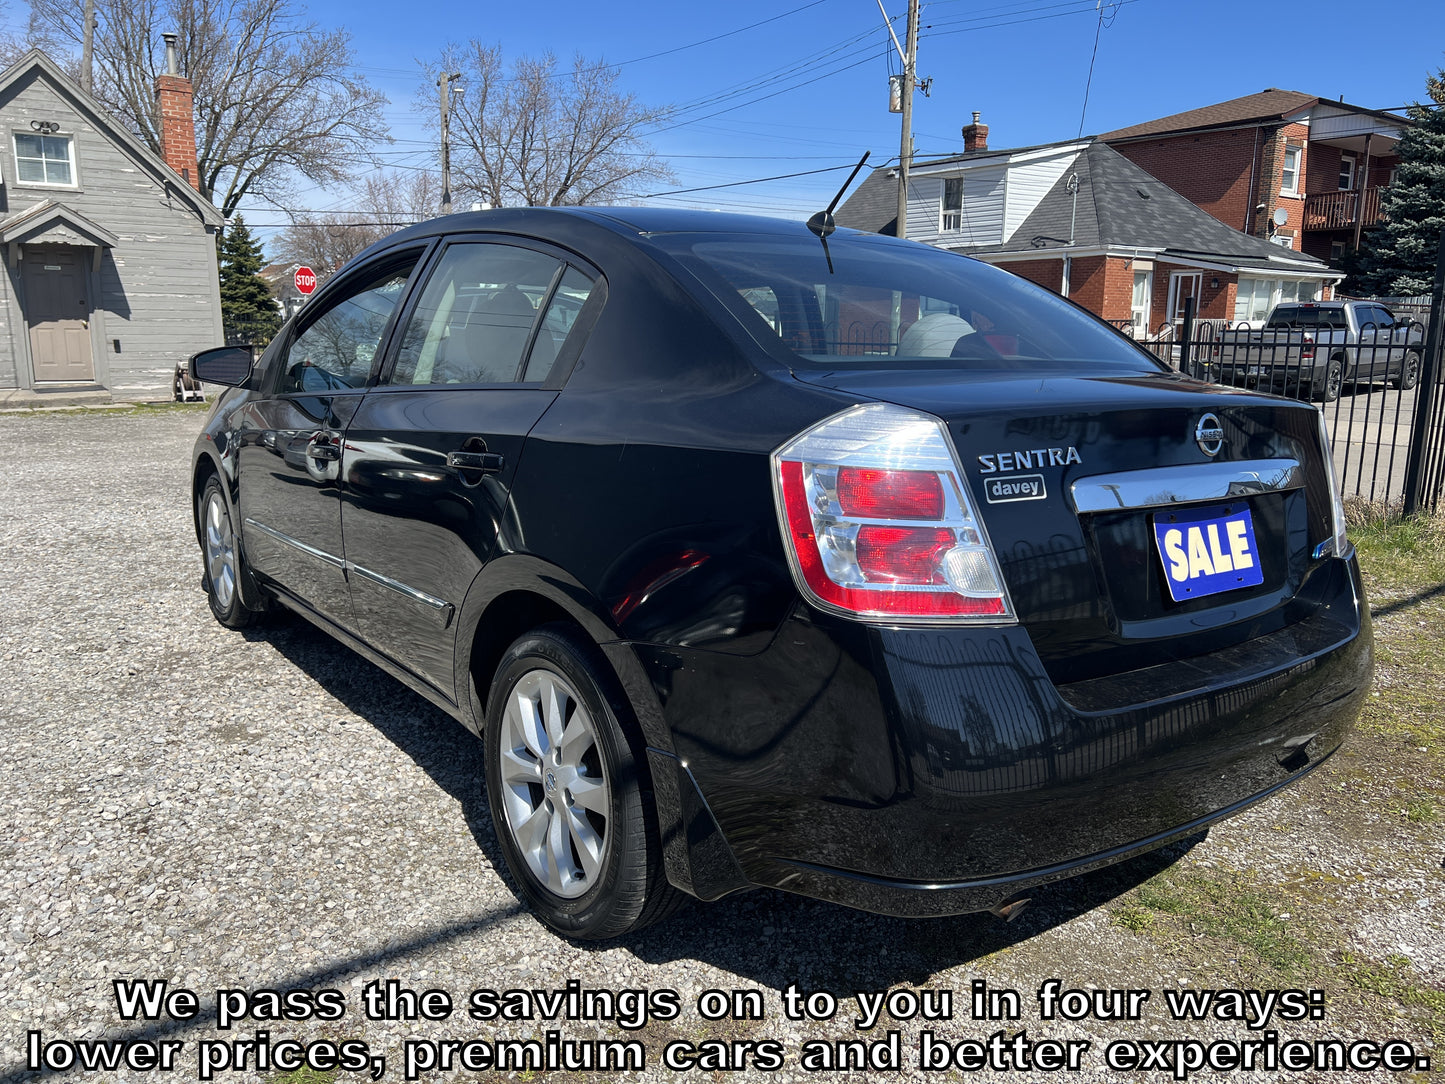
[1280,146,1301,196]
[1233,278,1321,322]
[1338,154,1355,192]
[942,177,963,231]
[13,133,75,186]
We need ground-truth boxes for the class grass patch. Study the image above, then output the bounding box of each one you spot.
[1401,796,1437,823]
[1,400,209,418]
[1336,952,1445,1041]
[1119,872,1313,977]
[1351,511,1445,590]
[268,1069,337,1084]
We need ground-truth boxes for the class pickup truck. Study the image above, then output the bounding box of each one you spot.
[1210,300,1423,402]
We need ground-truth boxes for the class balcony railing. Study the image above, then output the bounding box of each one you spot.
[1303,187,1385,231]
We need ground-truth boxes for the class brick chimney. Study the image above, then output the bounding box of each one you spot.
[962,111,989,153]
[155,32,200,190]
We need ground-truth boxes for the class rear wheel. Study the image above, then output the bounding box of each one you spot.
[1394,351,1421,391]
[484,625,680,939]
[1313,357,1343,402]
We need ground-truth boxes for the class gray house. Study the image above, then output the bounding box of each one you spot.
[0,49,224,404]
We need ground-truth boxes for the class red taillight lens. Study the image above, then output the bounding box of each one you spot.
[1302,334,1315,360]
[773,404,1014,623]
[856,526,953,583]
[837,468,944,519]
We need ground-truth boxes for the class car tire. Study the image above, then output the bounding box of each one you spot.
[1313,357,1343,403]
[198,475,260,629]
[484,624,681,939]
[1393,351,1421,391]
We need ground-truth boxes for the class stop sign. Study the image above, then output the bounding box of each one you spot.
[294,266,317,295]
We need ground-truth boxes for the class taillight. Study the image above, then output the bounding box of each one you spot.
[1301,334,1315,361]
[773,403,1014,622]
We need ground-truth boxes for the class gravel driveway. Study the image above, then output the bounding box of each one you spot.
[1,406,1438,1083]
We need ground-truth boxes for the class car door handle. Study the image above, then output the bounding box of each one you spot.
[447,450,505,474]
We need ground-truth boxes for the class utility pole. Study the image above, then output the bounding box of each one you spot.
[81,0,95,94]
[895,0,919,241]
[438,72,461,215]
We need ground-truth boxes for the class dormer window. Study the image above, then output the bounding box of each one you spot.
[14,133,76,186]
[942,177,963,230]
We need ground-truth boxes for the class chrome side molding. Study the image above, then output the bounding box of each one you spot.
[244,516,454,626]
[1070,458,1303,513]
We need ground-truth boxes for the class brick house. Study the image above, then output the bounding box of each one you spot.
[1101,89,1406,285]
[0,47,223,403]
[836,136,1338,338]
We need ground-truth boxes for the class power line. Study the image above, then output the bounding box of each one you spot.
[636,163,862,198]
[1077,2,1122,139]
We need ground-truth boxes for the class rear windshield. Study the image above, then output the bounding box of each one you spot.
[1265,305,1348,330]
[650,232,1162,372]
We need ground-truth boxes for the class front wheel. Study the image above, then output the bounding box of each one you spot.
[483,625,681,939]
[198,476,259,629]
[1394,351,1421,391]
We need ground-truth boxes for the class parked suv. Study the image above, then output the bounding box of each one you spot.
[191,209,1371,938]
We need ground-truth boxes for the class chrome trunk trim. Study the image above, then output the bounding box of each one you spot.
[1070,458,1303,513]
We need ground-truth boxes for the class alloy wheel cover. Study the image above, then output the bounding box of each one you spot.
[498,669,612,899]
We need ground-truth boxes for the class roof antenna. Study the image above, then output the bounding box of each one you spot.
[807,151,871,274]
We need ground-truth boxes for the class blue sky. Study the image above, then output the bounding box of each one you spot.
[15,0,1443,223]
[305,0,1445,222]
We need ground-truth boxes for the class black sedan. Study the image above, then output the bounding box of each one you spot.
[191,208,1372,939]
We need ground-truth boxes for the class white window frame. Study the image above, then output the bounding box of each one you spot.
[1337,153,1355,192]
[941,176,964,231]
[1130,269,1153,336]
[1280,145,1301,196]
[12,131,78,188]
[1167,271,1202,324]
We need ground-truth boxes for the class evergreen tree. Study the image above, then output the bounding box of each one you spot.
[218,216,282,343]
[1358,68,1445,296]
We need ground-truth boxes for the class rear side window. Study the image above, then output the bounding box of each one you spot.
[655,233,1158,372]
[278,265,415,394]
[526,267,595,383]
[390,244,561,385]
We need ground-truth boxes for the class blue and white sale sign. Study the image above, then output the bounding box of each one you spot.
[1153,504,1265,601]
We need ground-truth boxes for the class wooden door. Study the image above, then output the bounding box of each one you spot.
[23,248,94,383]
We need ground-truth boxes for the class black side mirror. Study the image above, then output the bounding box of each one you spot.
[190,346,254,388]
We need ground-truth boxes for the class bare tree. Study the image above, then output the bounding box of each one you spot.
[27,0,389,216]
[432,44,672,208]
[272,169,440,273]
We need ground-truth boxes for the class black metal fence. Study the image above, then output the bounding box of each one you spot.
[1126,241,1445,512]
[222,319,278,349]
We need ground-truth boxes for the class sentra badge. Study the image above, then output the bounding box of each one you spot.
[977,447,1081,474]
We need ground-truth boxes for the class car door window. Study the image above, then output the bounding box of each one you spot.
[391,244,562,386]
[277,265,416,394]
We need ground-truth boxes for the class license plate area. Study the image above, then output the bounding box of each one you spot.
[1152,503,1265,602]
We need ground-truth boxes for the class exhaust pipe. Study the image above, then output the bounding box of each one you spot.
[990,896,1031,923]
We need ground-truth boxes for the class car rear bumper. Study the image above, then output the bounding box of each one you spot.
[629,554,1371,916]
